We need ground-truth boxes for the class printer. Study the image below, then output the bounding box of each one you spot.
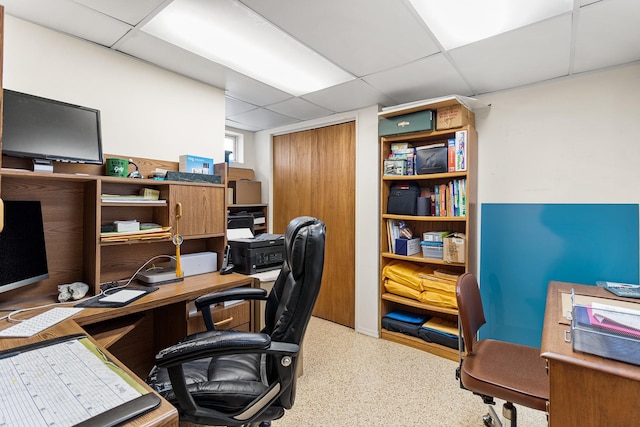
[228,233,285,274]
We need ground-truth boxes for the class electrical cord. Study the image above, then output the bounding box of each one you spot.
[100,254,176,296]
[0,254,177,323]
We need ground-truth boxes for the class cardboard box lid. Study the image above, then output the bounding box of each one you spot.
[228,167,255,181]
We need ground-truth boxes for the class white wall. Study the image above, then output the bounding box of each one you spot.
[475,63,640,204]
[254,62,640,337]
[474,63,640,274]
[254,106,381,337]
[3,15,226,163]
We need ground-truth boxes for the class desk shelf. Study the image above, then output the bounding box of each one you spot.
[84,313,146,348]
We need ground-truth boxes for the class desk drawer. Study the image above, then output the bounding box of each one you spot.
[187,300,250,334]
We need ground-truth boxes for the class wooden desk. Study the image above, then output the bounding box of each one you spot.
[0,271,256,427]
[73,272,257,377]
[541,281,640,426]
[0,320,178,427]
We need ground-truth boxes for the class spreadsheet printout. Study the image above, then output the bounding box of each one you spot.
[0,336,145,426]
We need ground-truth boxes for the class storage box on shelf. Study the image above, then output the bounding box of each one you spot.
[378,97,478,361]
[227,166,268,235]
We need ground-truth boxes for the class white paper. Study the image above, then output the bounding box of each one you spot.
[100,289,145,303]
[227,228,254,240]
[591,302,640,331]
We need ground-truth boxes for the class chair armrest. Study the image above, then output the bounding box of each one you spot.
[195,287,268,311]
[155,330,271,368]
[266,341,299,356]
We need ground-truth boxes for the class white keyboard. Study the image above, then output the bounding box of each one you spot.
[0,307,84,337]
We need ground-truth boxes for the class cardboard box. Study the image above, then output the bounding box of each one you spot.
[179,155,214,175]
[230,180,262,205]
[379,110,434,136]
[395,238,421,256]
[436,105,474,130]
[226,188,234,205]
[443,235,465,263]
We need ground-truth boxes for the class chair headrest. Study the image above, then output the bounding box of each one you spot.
[285,216,325,279]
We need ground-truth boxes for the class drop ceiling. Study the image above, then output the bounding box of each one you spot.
[2,0,639,131]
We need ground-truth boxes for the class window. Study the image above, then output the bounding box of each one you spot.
[225,131,244,163]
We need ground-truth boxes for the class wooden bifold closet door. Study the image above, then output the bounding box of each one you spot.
[272,122,355,328]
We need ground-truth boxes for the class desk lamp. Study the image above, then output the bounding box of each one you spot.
[173,203,184,277]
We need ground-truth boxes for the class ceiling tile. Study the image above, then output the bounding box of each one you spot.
[302,79,396,112]
[222,73,293,107]
[364,54,474,104]
[449,14,572,94]
[116,30,232,88]
[72,0,167,26]
[239,0,440,77]
[228,108,300,130]
[266,98,335,121]
[225,118,262,132]
[3,0,132,47]
[573,0,640,73]
[226,97,257,117]
[117,30,293,107]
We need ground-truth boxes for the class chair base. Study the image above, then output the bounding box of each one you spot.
[481,402,518,427]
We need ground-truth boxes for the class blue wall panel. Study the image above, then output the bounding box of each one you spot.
[480,203,639,347]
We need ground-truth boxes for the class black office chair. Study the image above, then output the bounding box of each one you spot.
[455,273,549,427]
[147,216,326,426]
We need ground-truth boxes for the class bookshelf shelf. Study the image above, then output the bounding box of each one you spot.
[378,98,477,360]
[382,214,466,222]
[381,252,465,267]
[381,292,458,316]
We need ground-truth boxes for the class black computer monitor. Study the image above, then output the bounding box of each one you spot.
[2,89,104,165]
[0,200,49,294]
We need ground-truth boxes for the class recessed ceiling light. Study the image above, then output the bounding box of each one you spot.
[409,0,573,50]
[141,0,354,96]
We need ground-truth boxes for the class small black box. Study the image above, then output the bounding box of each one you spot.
[415,145,447,175]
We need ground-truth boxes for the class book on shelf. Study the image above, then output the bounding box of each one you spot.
[101,194,166,204]
[439,184,446,216]
[447,138,456,172]
[386,220,401,253]
[100,226,172,242]
[455,130,467,172]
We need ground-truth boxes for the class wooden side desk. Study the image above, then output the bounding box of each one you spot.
[0,320,178,427]
[75,272,257,378]
[542,281,640,426]
[0,271,257,426]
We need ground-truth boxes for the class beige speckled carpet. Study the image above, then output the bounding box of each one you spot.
[272,316,548,427]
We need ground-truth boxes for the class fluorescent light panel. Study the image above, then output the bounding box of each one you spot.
[141,0,354,96]
[409,0,573,50]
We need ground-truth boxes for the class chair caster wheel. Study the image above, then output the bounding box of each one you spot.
[482,414,494,426]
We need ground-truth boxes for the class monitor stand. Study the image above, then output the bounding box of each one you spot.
[32,158,53,173]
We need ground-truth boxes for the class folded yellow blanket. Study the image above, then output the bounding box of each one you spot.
[382,260,433,292]
[384,279,421,301]
[421,277,456,294]
[418,289,458,309]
